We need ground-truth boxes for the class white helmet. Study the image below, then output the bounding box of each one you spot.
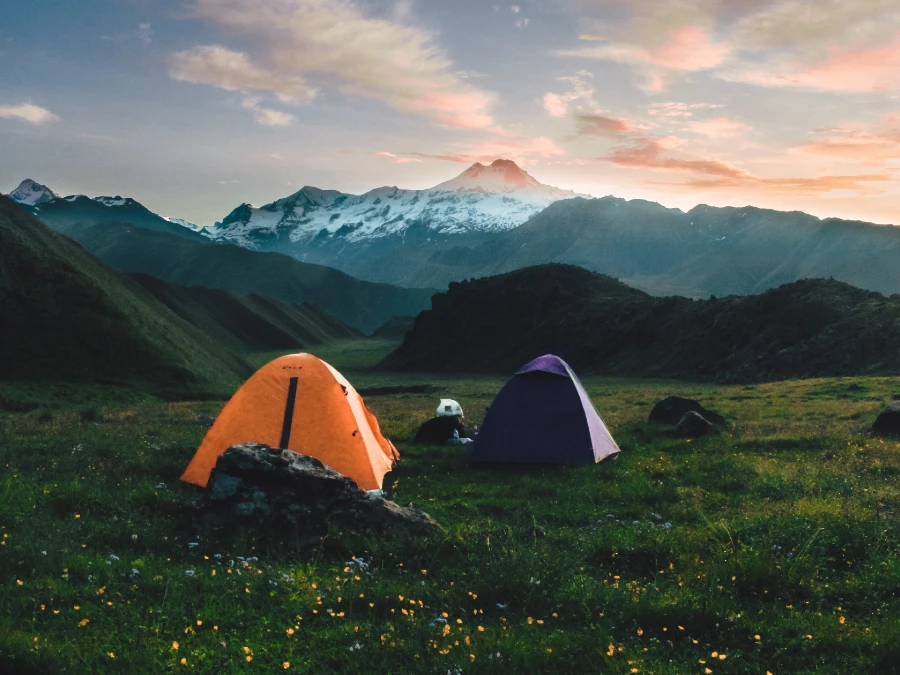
[436,399,463,418]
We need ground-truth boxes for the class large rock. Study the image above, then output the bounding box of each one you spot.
[674,411,713,437]
[196,443,439,540]
[414,415,471,444]
[873,403,900,435]
[649,396,725,426]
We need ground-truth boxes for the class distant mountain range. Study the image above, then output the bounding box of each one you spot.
[7,163,900,301]
[383,264,900,382]
[0,195,364,399]
[39,220,433,334]
[5,180,434,333]
[208,158,582,249]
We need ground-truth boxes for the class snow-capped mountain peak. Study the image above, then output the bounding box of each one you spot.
[432,158,543,192]
[208,159,588,250]
[7,179,59,206]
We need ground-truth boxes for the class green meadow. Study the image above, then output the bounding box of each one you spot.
[2,340,900,674]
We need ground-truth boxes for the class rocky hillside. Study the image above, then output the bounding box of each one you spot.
[381,264,900,382]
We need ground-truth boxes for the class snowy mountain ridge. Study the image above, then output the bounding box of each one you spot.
[208,159,586,248]
[6,181,203,233]
[7,179,59,206]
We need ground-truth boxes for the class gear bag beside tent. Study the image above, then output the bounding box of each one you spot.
[181,353,398,491]
[470,354,619,464]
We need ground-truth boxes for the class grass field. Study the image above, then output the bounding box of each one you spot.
[3,340,900,674]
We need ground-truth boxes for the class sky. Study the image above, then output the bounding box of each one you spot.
[2,0,899,226]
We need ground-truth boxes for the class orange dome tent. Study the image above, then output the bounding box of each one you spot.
[181,353,398,491]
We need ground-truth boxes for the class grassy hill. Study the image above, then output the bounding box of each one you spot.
[130,274,361,352]
[62,222,434,333]
[0,196,251,396]
[382,264,900,382]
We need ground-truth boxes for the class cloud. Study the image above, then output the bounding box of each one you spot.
[515,18,530,28]
[558,25,730,91]
[684,117,750,139]
[795,121,900,163]
[0,103,59,125]
[137,23,152,45]
[558,0,900,94]
[241,97,295,126]
[647,101,723,119]
[405,152,475,164]
[606,137,748,178]
[509,5,520,13]
[569,99,893,196]
[180,0,496,130]
[603,136,891,196]
[727,36,900,93]
[543,93,567,117]
[670,173,892,196]
[374,151,422,164]
[404,135,566,165]
[573,113,635,137]
[731,0,900,53]
[170,45,315,101]
[542,71,595,116]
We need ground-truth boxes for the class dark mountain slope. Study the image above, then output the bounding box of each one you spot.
[130,274,361,351]
[31,195,208,242]
[61,222,435,333]
[370,316,416,340]
[0,196,250,393]
[381,264,900,383]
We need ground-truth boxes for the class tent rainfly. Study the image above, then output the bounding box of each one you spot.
[181,353,398,491]
[470,354,620,464]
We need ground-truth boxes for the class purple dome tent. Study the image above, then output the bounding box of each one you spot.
[471,354,620,464]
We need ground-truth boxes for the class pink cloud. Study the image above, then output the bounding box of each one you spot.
[673,173,892,196]
[183,0,497,130]
[465,135,566,165]
[684,117,750,139]
[405,90,495,130]
[606,138,749,179]
[733,34,900,93]
[403,135,566,166]
[405,152,475,164]
[573,113,636,137]
[374,151,422,164]
[795,121,900,163]
[558,26,729,91]
[542,72,595,117]
[543,93,567,117]
[602,136,891,196]
[640,26,731,72]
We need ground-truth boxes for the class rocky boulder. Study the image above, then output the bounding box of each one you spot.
[873,403,900,435]
[649,396,725,426]
[414,415,471,444]
[674,411,714,437]
[196,443,439,541]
